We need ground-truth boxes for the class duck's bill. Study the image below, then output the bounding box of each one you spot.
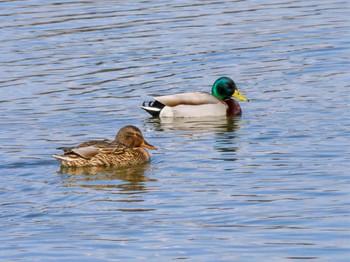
[141,140,158,150]
[232,89,249,102]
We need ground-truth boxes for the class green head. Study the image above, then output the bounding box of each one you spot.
[211,77,249,102]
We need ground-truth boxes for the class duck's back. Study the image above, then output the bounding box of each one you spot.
[53,145,151,167]
[155,92,228,118]
[155,92,219,106]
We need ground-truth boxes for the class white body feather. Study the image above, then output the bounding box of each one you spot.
[154,92,228,118]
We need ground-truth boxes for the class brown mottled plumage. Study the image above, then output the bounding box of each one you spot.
[52,125,157,167]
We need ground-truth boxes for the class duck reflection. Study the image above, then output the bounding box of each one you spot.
[58,163,156,191]
[144,116,242,162]
[145,116,241,133]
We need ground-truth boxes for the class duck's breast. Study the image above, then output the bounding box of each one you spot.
[225,98,242,116]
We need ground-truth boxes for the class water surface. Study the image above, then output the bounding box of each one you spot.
[0,0,349,261]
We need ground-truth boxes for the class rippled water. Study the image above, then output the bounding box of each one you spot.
[1,0,349,261]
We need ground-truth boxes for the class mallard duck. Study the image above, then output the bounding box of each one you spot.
[141,77,249,118]
[52,125,157,167]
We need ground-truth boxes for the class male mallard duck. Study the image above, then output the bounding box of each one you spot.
[52,125,157,167]
[141,77,249,118]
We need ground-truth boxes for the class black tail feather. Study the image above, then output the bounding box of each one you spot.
[141,100,165,117]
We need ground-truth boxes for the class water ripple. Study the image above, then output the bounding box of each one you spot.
[0,0,349,261]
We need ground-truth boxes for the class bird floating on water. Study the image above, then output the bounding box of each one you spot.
[142,77,249,118]
[52,125,157,167]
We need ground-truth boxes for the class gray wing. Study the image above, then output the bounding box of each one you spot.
[155,92,221,107]
[59,140,126,159]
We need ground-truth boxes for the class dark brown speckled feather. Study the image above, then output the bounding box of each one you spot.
[52,125,157,167]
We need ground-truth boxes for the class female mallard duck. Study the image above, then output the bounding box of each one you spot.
[141,77,249,118]
[52,125,157,167]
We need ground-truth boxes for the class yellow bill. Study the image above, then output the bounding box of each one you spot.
[141,140,158,150]
[232,89,249,102]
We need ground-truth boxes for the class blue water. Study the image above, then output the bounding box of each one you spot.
[0,0,349,261]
